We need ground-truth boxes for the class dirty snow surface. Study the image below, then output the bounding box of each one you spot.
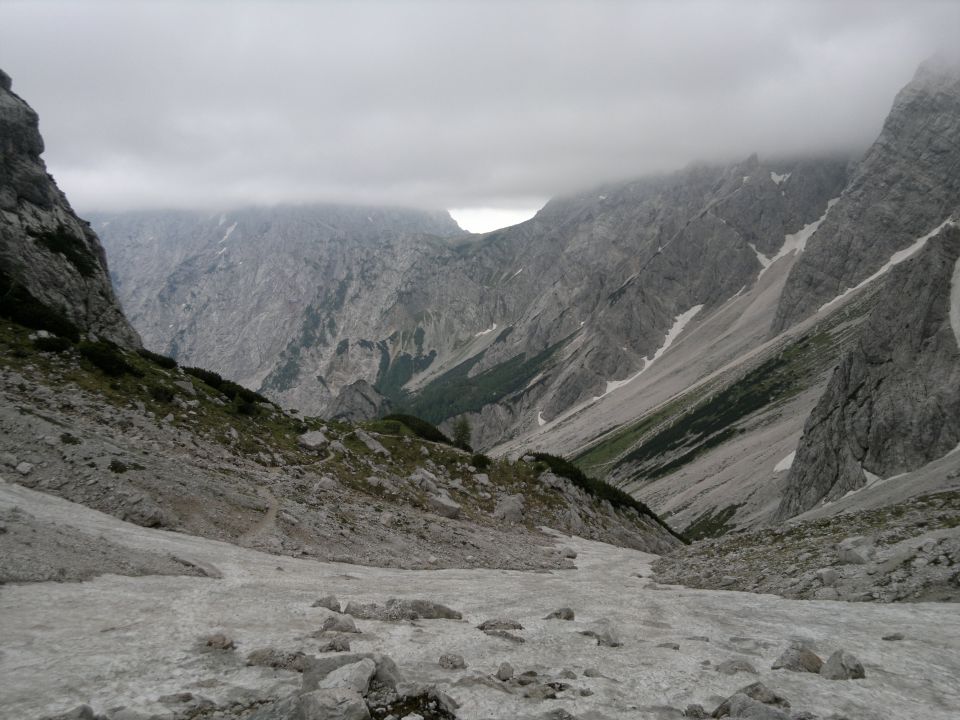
[2,483,960,720]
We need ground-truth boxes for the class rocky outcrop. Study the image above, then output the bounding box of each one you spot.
[97,154,847,447]
[328,380,392,422]
[774,54,960,333]
[776,224,960,519]
[0,69,138,346]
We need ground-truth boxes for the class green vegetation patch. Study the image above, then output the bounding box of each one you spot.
[32,227,100,277]
[136,348,177,369]
[183,366,271,406]
[528,452,687,543]
[78,341,143,378]
[0,267,80,341]
[683,503,743,540]
[397,337,569,425]
[381,413,452,445]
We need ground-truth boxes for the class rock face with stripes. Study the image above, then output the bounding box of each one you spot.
[96,155,847,447]
[0,69,139,346]
[773,54,960,334]
[776,224,960,520]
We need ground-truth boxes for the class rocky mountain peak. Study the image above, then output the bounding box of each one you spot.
[0,69,139,346]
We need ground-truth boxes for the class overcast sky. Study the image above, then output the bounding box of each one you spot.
[1,1,957,231]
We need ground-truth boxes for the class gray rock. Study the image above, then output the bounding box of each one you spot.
[684,704,708,719]
[0,75,140,346]
[477,618,524,631]
[493,494,525,524]
[438,653,466,669]
[428,492,460,519]
[204,632,235,650]
[328,380,392,423]
[299,688,371,720]
[544,607,575,620]
[318,658,376,694]
[725,694,791,719]
[298,430,329,450]
[775,56,960,333]
[15,461,34,476]
[319,636,352,652]
[344,598,461,621]
[777,223,960,519]
[495,662,514,681]
[882,632,905,641]
[246,647,309,672]
[771,642,822,673]
[320,614,359,633]
[820,650,865,680]
[581,619,622,648]
[716,659,758,676]
[354,429,390,457]
[302,653,403,692]
[815,568,838,586]
[836,537,876,565]
[711,682,791,718]
[313,594,341,612]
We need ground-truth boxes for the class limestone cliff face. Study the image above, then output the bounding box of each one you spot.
[97,156,847,446]
[776,223,960,520]
[774,55,960,333]
[0,70,138,346]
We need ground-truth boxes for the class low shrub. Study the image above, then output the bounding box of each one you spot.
[149,384,175,403]
[32,335,72,353]
[470,452,492,470]
[137,347,177,369]
[0,268,81,341]
[527,452,687,543]
[183,365,270,405]
[78,340,143,378]
[382,413,452,445]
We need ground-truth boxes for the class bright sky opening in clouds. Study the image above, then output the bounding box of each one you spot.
[448,206,543,234]
[0,0,957,215]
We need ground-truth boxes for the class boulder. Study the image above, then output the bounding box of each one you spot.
[544,607,575,621]
[299,688,370,720]
[439,653,467,669]
[319,637,352,652]
[837,536,876,565]
[298,430,329,450]
[428,492,461,519]
[820,650,865,680]
[344,598,461,621]
[204,633,235,650]
[493,494,525,523]
[313,595,341,612]
[496,662,514,681]
[477,618,524,631]
[246,647,309,672]
[771,642,822,673]
[318,658,376,694]
[355,429,390,457]
[711,682,790,718]
[320,614,359,633]
[302,653,403,692]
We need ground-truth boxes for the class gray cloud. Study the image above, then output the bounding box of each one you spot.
[1,0,956,213]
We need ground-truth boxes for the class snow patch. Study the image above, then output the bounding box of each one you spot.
[219,222,237,244]
[950,253,960,350]
[773,451,795,473]
[215,247,226,256]
[748,243,772,271]
[217,213,226,227]
[770,171,791,185]
[509,268,523,279]
[758,198,838,280]
[819,218,955,313]
[537,411,546,427]
[100,220,111,228]
[603,305,703,395]
[475,323,498,337]
[598,195,607,200]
